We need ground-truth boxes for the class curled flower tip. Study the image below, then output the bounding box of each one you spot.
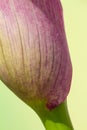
[0,0,72,110]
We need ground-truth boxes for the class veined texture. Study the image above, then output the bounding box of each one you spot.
[0,0,72,109]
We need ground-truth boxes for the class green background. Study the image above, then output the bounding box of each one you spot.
[0,0,87,130]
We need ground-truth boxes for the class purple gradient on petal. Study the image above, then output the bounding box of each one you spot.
[0,0,72,110]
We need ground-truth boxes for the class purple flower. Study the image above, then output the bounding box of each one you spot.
[0,0,72,110]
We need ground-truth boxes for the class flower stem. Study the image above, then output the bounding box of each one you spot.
[29,100,74,130]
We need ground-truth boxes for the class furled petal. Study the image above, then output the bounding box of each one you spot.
[0,0,72,109]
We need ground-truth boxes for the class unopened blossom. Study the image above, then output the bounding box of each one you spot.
[0,0,72,109]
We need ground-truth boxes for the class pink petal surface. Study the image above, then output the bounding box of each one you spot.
[0,0,72,109]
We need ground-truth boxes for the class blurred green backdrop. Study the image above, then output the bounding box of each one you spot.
[0,0,87,130]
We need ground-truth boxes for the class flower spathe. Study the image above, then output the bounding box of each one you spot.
[0,0,72,110]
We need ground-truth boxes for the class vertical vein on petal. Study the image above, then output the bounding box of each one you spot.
[52,0,67,83]
[26,20,33,84]
[31,1,41,80]
[0,15,14,79]
[10,0,25,75]
[0,39,8,72]
[44,1,54,84]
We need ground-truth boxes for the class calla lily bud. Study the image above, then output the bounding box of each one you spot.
[0,0,72,110]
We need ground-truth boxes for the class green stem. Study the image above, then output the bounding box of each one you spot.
[29,100,74,130]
